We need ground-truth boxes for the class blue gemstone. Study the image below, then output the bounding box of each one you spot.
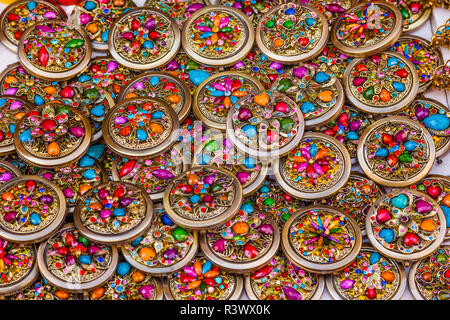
[78,255,92,265]
[101,30,109,43]
[84,1,97,10]
[387,57,398,67]
[79,155,95,167]
[200,32,214,38]
[315,72,330,83]
[285,8,295,15]
[241,203,254,214]
[423,114,450,131]
[202,260,212,274]
[346,131,358,140]
[375,148,388,157]
[404,141,418,151]
[379,228,395,243]
[131,236,143,246]
[200,154,212,164]
[90,105,105,117]
[27,1,37,10]
[301,101,316,114]
[86,144,105,159]
[136,129,148,141]
[151,111,165,119]
[392,81,405,92]
[242,157,256,169]
[82,169,97,180]
[19,129,31,143]
[143,41,154,49]
[34,95,44,106]
[259,185,270,193]
[190,194,201,204]
[188,70,210,86]
[309,143,318,158]
[440,205,450,228]
[117,262,131,276]
[78,74,92,83]
[113,208,126,216]
[30,212,41,225]
[161,213,174,226]
[0,98,5,107]
[242,124,257,138]
[305,18,316,26]
[9,124,16,134]
[149,76,160,86]
[391,194,408,209]
[369,252,381,265]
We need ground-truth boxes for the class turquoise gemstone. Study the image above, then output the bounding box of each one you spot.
[200,154,212,164]
[0,99,5,106]
[84,1,97,10]
[78,255,92,265]
[200,32,214,38]
[78,74,91,83]
[82,169,97,180]
[19,129,31,143]
[404,141,418,151]
[30,212,41,225]
[90,105,105,117]
[259,185,270,193]
[375,148,388,157]
[151,111,165,119]
[79,155,95,167]
[391,194,408,209]
[242,157,256,169]
[379,228,395,243]
[392,81,405,92]
[241,203,254,214]
[306,18,316,26]
[149,76,160,86]
[117,262,131,276]
[101,30,109,43]
[369,252,381,264]
[27,1,37,10]
[113,208,126,216]
[309,143,317,158]
[136,129,148,141]
[86,144,104,159]
[423,114,450,131]
[440,205,450,228]
[387,57,398,67]
[315,72,330,84]
[188,70,210,86]
[190,194,201,203]
[202,260,212,274]
[34,95,44,106]
[346,131,358,140]
[131,236,143,246]
[9,124,16,134]
[242,124,257,138]
[301,101,316,114]
[143,40,154,49]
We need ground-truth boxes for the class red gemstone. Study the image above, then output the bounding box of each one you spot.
[39,46,49,67]
[244,243,258,259]
[387,154,398,167]
[56,247,69,255]
[366,287,377,299]
[25,180,36,191]
[149,31,161,40]
[180,185,193,194]
[395,69,408,78]
[113,187,125,199]
[382,133,393,145]
[14,30,23,41]
[444,269,450,279]
[65,233,76,246]
[60,86,75,98]
[41,119,57,132]
[7,13,19,21]
[91,64,100,73]
[0,130,4,142]
[376,208,391,223]
[131,41,141,51]
[403,232,420,247]
[119,126,132,136]
[131,19,140,31]
[323,129,335,136]
[251,266,273,279]
[298,37,309,46]
[426,186,441,199]
[338,112,348,127]
[356,64,368,72]
[119,160,136,177]
[409,2,421,13]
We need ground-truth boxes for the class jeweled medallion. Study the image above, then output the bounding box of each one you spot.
[382,0,431,32]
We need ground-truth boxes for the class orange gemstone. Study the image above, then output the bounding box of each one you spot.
[149,123,163,134]
[273,38,284,48]
[1,192,14,201]
[380,89,391,102]
[91,287,105,299]
[381,271,395,282]
[442,194,450,207]
[232,221,249,235]
[131,270,146,283]
[47,141,60,156]
[318,90,333,102]
[420,219,436,232]
[139,247,156,261]
[54,290,70,299]
[167,94,181,104]
[254,93,269,106]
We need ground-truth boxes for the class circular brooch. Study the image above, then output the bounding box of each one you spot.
[0,238,38,296]
[331,2,402,57]
[272,63,344,128]
[357,116,435,187]
[103,97,179,158]
[344,52,418,114]
[0,96,32,155]
[122,204,198,275]
[89,261,163,300]
[69,0,136,51]
[0,160,21,185]
[383,0,431,32]
[200,202,280,273]
[0,176,66,243]
[194,72,264,130]
[0,0,67,52]
[108,7,181,70]
[366,189,447,261]
[6,276,80,300]
[163,166,243,230]
[37,224,119,292]
[273,132,351,200]
[18,20,92,80]
[193,134,269,195]
[326,246,406,300]
[14,104,92,168]
[256,3,328,64]
[181,6,254,67]
[281,206,362,274]
[144,0,207,27]
[318,173,385,235]
[245,252,324,300]
[118,71,191,122]
[73,181,153,244]
[164,254,243,300]
[311,43,353,80]
[226,91,305,159]
[408,246,449,300]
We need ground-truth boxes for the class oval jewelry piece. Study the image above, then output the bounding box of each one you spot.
[121,204,198,275]
[144,0,207,27]
[89,261,163,300]
[273,132,351,200]
[344,52,419,114]
[326,246,406,300]
[256,3,328,64]
[331,2,402,57]
[108,7,181,70]
[18,20,92,81]
[0,238,38,296]
[73,181,153,244]
[200,203,280,273]
[181,5,254,67]
[163,166,243,230]
[0,160,22,185]
[357,116,435,187]
[218,0,282,27]
[164,254,243,300]
[118,71,191,122]
[194,72,264,130]
[193,133,269,195]
[317,173,385,235]
[103,97,180,158]
[226,90,305,159]
[311,43,353,80]
[0,0,67,52]
[6,276,80,300]
[281,206,362,274]
[272,63,344,128]
[37,223,119,293]
[383,0,431,32]
[245,252,324,300]
[14,104,92,168]
[69,0,136,51]
[408,246,449,300]
[366,189,447,261]
[0,176,66,243]
[0,96,32,155]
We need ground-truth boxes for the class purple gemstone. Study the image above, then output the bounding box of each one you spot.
[415,106,430,121]
[38,195,54,204]
[293,66,308,79]
[87,246,99,255]
[145,19,156,30]
[107,61,118,73]
[114,116,128,125]
[186,3,205,12]
[238,107,253,121]
[269,61,282,70]
[236,171,251,185]
[165,60,180,71]
[4,88,18,95]
[283,286,302,300]
[348,120,362,131]
[119,197,134,207]
[4,211,17,222]
[9,101,23,110]
[233,61,245,69]
[43,11,58,19]
[340,279,355,290]
[415,199,432,214]
[324,4,346,13]
[133,82,146,90]
[41,172,54,180]
[65,255,76,266]
[163,247,178,260]
[152,169,175,180]
[257,224,274,235]
[213,239,227,253]
[138,285,155,299]
[64,187,74,198]
[100,209,112,219]
[394,130,407,143]
[204,174,215,185]
[0,172,13,182]
[35,25,56,33]
[97,188,109,199]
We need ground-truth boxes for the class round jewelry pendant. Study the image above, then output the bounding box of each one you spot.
[0,0,67,53]
[164,253,243,300]
[408,246,449,300]
[357,116,435,187]
[69,0,137,51]
[383,0,431,32]
[6,276,81,300]
[144,0,208,27]
[256,3,328,64]
[271,63,344,128]
[181,6,254,67]
[0,176,66,243]
[326,246,406,300]
[37,223,119,293]
[0,96,32,155]
[281,205,362,274]
[121,204,198,275]
[344,52,419,114]
[311,43,353,80]
[18,20,92,81]
[245,251,324,300]
[103,97,180,158]
[14,104,92,168]
[194,71,264,130]
[118,71,191,122]
[193,133,269,195]
[0,238,38,296]
[366,189,447,261]
[218,0,282,27]
[163,166,243,230]
[273,132,351,200]
[73,181,153,244]
[0,160,22,185]
[331,2,402,57]
[89,261,163,300]
[108,7,181,70]
[0,63,63,107]
[226,90,305,159]
[200,203,280,273]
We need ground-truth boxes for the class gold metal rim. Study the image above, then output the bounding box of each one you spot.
[181,5,255,67]
[0,159,23,179]
[402,4,431,33]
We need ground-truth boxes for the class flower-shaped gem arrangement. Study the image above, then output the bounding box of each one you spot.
[7,277,77,300]
[0,97,31,154]
[0,238,35,291]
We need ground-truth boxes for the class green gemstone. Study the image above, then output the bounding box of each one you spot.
[84,88,99,100]
[400,8,410,19]
[220,27,233,33]
[204,139,220,152]
[281,213,291,221]
[78,236,90,246]
[363,86,375,100]
[263,197,274,206]
[279,118,295,133]
[254,2,265,11]
[57,105,71,114]
[205,18,213,28]
[211,183,223,192]
[436,253,447,263]
[283,20,294,29]
[172,227,189,242]
[185,60,199,71]
[65,38,85,49]
[438,291,449,300]
[398,152,413,163]
[265,20,276,28]
[277,78,293,92]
